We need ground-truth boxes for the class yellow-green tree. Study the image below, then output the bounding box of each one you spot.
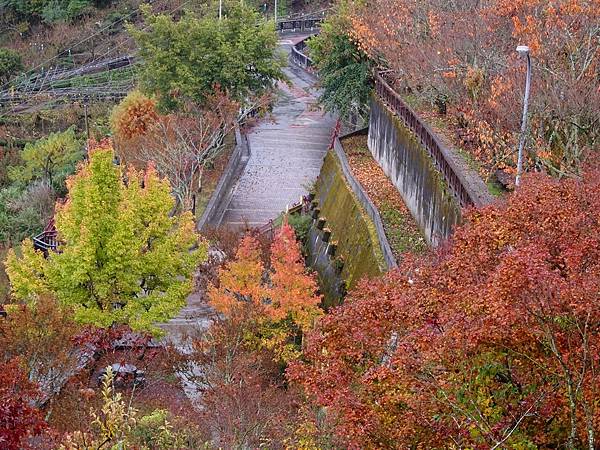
[9,127,83,192]
[6,141,206,335]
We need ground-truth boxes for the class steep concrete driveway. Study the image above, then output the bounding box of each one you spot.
[220,38,336,229]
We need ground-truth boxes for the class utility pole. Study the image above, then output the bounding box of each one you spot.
[84,101,90,140]
[274,0,278,23]
[515,45,531,187]
[219,0,222,20]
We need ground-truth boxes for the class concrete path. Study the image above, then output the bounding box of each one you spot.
[161,36,333,350]
[220,38,336,229]
[159,278,214,349]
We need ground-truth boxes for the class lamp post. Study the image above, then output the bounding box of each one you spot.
[515,45,531,186]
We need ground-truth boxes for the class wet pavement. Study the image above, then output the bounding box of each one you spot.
[220,37,336,229]
[161,35,334,358]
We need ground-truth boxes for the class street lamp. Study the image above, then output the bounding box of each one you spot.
[515,45,531,186]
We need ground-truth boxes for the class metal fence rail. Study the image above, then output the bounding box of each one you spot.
[374,72,480,208]
[277,17,323,33]
[32,218,59,254]
[290,38,314,70]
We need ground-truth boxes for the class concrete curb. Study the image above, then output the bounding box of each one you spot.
[197,126,250,231]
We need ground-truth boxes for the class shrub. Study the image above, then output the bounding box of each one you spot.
[0,48,23,84]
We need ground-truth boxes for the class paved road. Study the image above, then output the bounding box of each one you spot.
[161,36,333,348]
[220,38,336,229]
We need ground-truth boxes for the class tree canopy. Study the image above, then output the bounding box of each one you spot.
[129,3,286,110]
[6,140,206,334]
[290,168,600,448]
[9,127,83,193]
[349,0,600,178]
[0,358,47,449]
[1,0,98,23]
[308,5,373,123]
[209,222,322,362]
[0,48,23,84]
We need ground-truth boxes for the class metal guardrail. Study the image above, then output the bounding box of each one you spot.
[290,39,314,70]
[374,72,480,208]
[253,196,307,240]
[277,17,323,33]
[256,219,275,239]
[32,218,59,254]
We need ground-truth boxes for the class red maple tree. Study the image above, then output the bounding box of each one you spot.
[0,359,47,449]
[290,169,600,448]
[208,222,322,361]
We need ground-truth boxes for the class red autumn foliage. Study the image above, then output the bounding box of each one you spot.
[350,0,600,177]
[0,296,84,409]
[0,359,47,449]
[290,168,600,448]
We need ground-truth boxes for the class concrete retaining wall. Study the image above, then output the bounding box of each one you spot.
[368,96,462,245]
[307,151,386,306]
[197,127,250,231]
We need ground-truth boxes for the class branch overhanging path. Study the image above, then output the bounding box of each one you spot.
[219,35,336,229]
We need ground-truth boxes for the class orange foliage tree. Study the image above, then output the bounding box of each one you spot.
[290,168,600,448]
[349,0,600,178]
[110,90,159,145]
[208,222,322,362]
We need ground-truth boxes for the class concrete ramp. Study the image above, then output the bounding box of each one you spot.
[220,52,335,229]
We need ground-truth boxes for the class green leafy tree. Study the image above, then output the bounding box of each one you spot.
[6,141,206,334]
[0,0,93,23]
[129,3,285,110]
[0,48,23,84]
[308,8,373,124]
[9,127,83,193]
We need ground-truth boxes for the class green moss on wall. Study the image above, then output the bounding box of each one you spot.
[312,151,385,293]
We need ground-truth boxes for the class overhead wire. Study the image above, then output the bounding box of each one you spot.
[1,0,196,114]
[2,3,324,114]
[1,0,200,95]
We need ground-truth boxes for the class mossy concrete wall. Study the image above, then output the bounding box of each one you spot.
[307,151,385,307]
[368,96,461,245]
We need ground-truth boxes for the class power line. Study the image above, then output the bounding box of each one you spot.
[1,0,196,114]
[0,0,195,92]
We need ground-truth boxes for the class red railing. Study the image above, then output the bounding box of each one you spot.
[374,73,477,208]
[329,119,341,149]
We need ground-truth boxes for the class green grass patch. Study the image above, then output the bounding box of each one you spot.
[379,202,428,255]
